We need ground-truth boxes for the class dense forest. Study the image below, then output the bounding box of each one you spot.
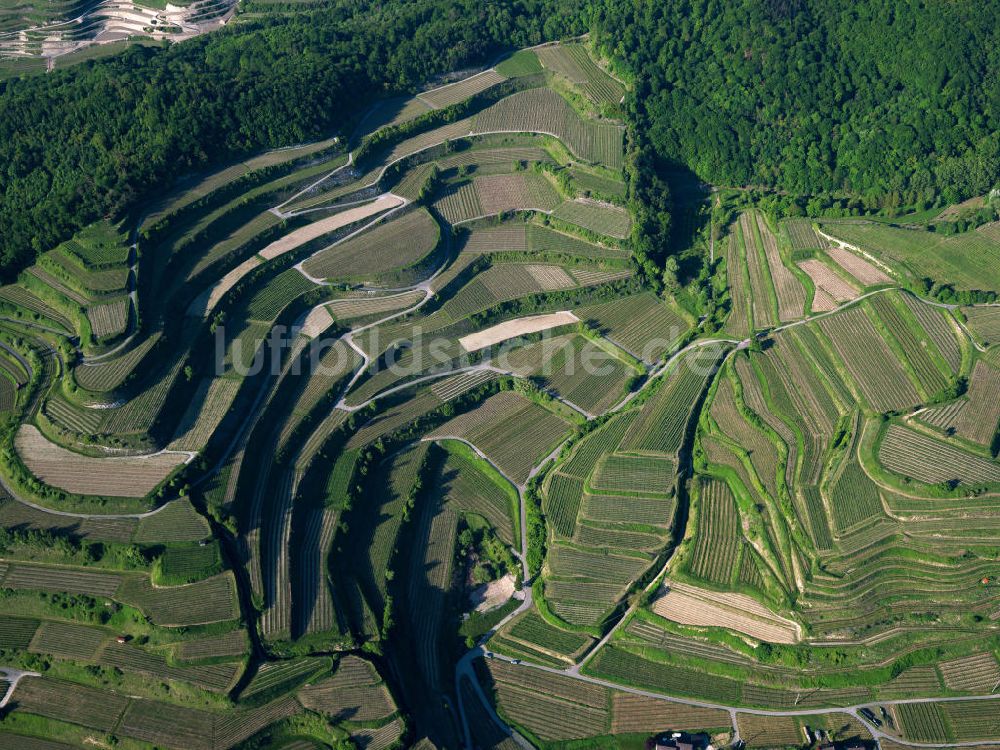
[2,0,1000,280]
[595,0,1000,207]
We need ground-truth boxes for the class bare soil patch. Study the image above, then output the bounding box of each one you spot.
[651,580,800,644]
[458,311,578,352]
[15,425,185,497]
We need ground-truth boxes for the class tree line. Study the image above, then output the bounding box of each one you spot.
[3,0,1000,282]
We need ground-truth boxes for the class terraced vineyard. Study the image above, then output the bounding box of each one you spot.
[820,219,1000,294]
[474,87,625,169]
[5,36,1000,750]
[878,422,1000,485]
[686,479,741,585]
[535,42,625,106]
[552,198,632,238]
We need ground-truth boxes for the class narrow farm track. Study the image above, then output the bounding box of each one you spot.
[273,153,354,216]
[854,417,1000,505]
[0,317,73,339]
[291,194,411,285]
[453,333,733,745]
[0,469,183,520]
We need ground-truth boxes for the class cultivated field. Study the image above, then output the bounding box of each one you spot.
[168,376,242,451]
[418,69,506,108]
[459,310,577,351]
[188,256,262,317]
[436,262,578,322]
[436,172,561,223]
[74,332,161,392]
[552,199,632,238]
[879,422,1000,485]
[86,297,130,340]
[611,693,731,734]
[820,220,1000,293]
[897,703,952,743]
[734,213,779,329]
[0,616,41,649]
[433,182,483,223]
[12,676,130,732]
[428,391,573,483]
[529,222,628,258]
[826,244,893,285]
[133,499,211,542]
[506,334,637,414]
[323,290,424,322]
[263,194,401,259]
[938,652,1000,693]
[535,42,625,106]
[818,305,922,412]
[15,425,185,497]
[356,96,433,136]
[622,346,724,454]
[687,479,741,585]
[297,655,396,722]
[940,699,1000,741]
[577,292,689,362]
[570,167,626,200]
[474,88,624,169]
[7,39,1000,749]
[783,219,823,251]
[721,230,754,335]
[964,305,1000,345]
[736,714,804,748]
[919,360,1000,444]
[28,620,109,661]
[651,581,800,643]
[798,258,859,306]
[301,207,438,282]
[483,658,611,741]
[746,212,806,321]
[461,223,529,254]
[175,630,248,662]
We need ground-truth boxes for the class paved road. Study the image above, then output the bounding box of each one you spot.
[476,651,1000,749]
[0,668,40,708]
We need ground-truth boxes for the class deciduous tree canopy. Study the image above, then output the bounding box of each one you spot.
[596,0,1000,205]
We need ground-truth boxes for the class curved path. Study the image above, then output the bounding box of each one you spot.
[0,472,177,520]
[0,668,41,708]
[473,650,1000,749]
[0,340,32,380]
[441,433,534,750]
